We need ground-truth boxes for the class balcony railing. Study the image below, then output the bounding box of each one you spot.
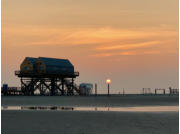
[15,70,79,77]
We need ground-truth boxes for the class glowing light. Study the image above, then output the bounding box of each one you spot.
[106,79,111,84]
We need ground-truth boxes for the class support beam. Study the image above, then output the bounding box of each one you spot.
[61,78,64,95]
[51,78,55,96]
[19,76,80,96]
[72,78,74,95]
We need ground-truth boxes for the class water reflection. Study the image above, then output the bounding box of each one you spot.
[1,106,178,112]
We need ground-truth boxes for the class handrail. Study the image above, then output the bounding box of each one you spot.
[15,70,80,76]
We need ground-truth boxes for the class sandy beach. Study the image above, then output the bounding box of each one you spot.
[1,95,179,134]
[2,110,178,134]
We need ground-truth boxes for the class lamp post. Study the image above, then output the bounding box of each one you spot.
[106,79,111,96]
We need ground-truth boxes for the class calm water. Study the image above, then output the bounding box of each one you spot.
[2,95,179,107]
[2,96,179,112]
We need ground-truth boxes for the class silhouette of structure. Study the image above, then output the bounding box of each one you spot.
[142,88,152,95]
[79,83,93,96]
[155,88,166,95]
[95,83,97,96]
[1,85,22,95]
[169,87,179,95]
[15,57,80,96]
[106,79,111,96]
[123,88,125,96]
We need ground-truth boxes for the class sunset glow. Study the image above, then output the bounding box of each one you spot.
[106,79,111,84]
[2,0,178,93]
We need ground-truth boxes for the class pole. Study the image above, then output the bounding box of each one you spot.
[95,83,97,96]
[108,83,110,96]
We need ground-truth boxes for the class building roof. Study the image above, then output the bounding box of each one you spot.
[26,57,38,64]
[38,57,74,68]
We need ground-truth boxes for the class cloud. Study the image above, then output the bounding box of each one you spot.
[4,26,177,46]
[90,51,137,57]
[4,26,178,58]
[95,41,161,51]
[26,27,149,46]
[91,50,164,57]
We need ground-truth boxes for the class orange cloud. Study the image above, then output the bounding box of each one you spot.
[91,51,137,57]
[3,26,178,59]
[4,27,177,47]
[91,50,175,58]
[95,41,161,51]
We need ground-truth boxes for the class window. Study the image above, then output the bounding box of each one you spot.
[24,66,30,70]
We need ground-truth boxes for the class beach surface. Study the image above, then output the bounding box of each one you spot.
[2,111,178,134]
[2,95,179,134]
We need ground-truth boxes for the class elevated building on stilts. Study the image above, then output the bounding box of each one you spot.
[15,57,80,96]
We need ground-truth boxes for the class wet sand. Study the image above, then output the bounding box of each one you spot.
[2,110,178,134]
[2,95,179,134]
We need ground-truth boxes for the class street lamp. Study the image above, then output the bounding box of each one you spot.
[106,79,111,96]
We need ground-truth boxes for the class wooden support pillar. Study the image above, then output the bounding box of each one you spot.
[51,78,55,96]
[72,78,74,95]
[40,79,45,95]
[30,78,34,95]
[21,78,28,95]
[61,78,64,95]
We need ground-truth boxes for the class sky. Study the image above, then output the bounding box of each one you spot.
[2,0,179,93]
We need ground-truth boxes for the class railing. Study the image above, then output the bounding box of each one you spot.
[15,70,34,75]
[15,70,80,77]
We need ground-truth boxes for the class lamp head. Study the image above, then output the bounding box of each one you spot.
[106,79,111,84]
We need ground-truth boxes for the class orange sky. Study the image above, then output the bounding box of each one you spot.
[2,0,179,93]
